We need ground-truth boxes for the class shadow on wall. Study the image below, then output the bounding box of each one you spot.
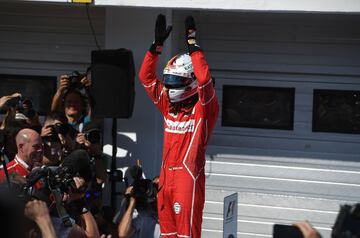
[102,132,138,170]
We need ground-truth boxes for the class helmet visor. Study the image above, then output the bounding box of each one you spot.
[163,74,193,89]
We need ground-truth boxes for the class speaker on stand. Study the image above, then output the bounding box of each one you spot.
[91,49,135,210]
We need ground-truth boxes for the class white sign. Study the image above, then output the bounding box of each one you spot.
[223,193,238,238]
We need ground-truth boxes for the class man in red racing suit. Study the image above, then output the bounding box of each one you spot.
[139,15,218,238]
[0,128,43,184]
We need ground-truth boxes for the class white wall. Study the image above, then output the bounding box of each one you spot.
[104,7,173,179]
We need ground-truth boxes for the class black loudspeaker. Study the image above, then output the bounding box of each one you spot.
[91,49,135,118]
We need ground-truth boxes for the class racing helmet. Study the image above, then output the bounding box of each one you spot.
[163,53,198,103]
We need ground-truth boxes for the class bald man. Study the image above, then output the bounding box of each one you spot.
[0,128,43,183]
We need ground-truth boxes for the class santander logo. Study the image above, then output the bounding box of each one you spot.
[165,119,195,134]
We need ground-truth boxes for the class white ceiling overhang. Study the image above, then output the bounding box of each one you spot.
[21,0,360,13]
[94,0,360,13]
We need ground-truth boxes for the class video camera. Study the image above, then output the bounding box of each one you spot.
[68,71,87,90]
[22,149,92,201]
[24,166,77,201]
[127,165,157,209]
[332,203,360,238]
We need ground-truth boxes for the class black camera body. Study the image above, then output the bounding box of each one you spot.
[84,128,101,144]
[42,123,71,143]
[50,123,70,135]
[68,71,86,90]
[133,179,156,200]
[24,166,77,203]
[332,203,360,238]
[273,224,303,238]
[132,179,157,209]
[9,97,37,119]
[125,165,157,209]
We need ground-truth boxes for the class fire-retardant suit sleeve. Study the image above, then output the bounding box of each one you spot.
[139,51,169,115]
[191,50,219,141]
[191,51,218,106]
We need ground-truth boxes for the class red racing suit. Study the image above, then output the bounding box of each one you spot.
[0,156,30,183]
[139,50,219,238]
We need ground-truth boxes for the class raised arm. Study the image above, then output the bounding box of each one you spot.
[24,200,57,238]
[138,14,172,112]
[117,186,136,238]
[51,75,70,112]
[185,16,217,107]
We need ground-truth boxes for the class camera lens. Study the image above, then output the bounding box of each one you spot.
[57,123,70,135]
[86,130,101,144]
[43,134,60,143]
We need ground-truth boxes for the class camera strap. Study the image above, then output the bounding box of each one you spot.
[51,188,73,227]
[0,147,11,190]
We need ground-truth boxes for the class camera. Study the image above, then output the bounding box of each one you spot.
[7,97,37,120]
[84,128,101,144]
[132,179,157,208]
[23,149,92,200]
[126,165,157,209]
[50,123,70,135]
[24,166,77,201]
[332,203,360,238]
[42,123,71,143]
[20,164,85,228]
[273,224,303,238]
[68,71,86,90]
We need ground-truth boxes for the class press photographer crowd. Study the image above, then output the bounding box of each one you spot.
[0,70,159,238]
[0,13,359,238]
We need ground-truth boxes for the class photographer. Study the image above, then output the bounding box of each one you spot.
[57,150,100,238]
[76,122,106,184]
[27,149,100,238]
[0,93,27,161]
[1,94,41,133]
[0,184,58,238]
[331,203,360,238]
[117,177,160,238]
[51,70,94,133]
[25,200,57,238]
[41,112,76,166]
[0,92,22,113]
[17,97,42,133]
[64,176,100,238]
[75,122,108,237]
